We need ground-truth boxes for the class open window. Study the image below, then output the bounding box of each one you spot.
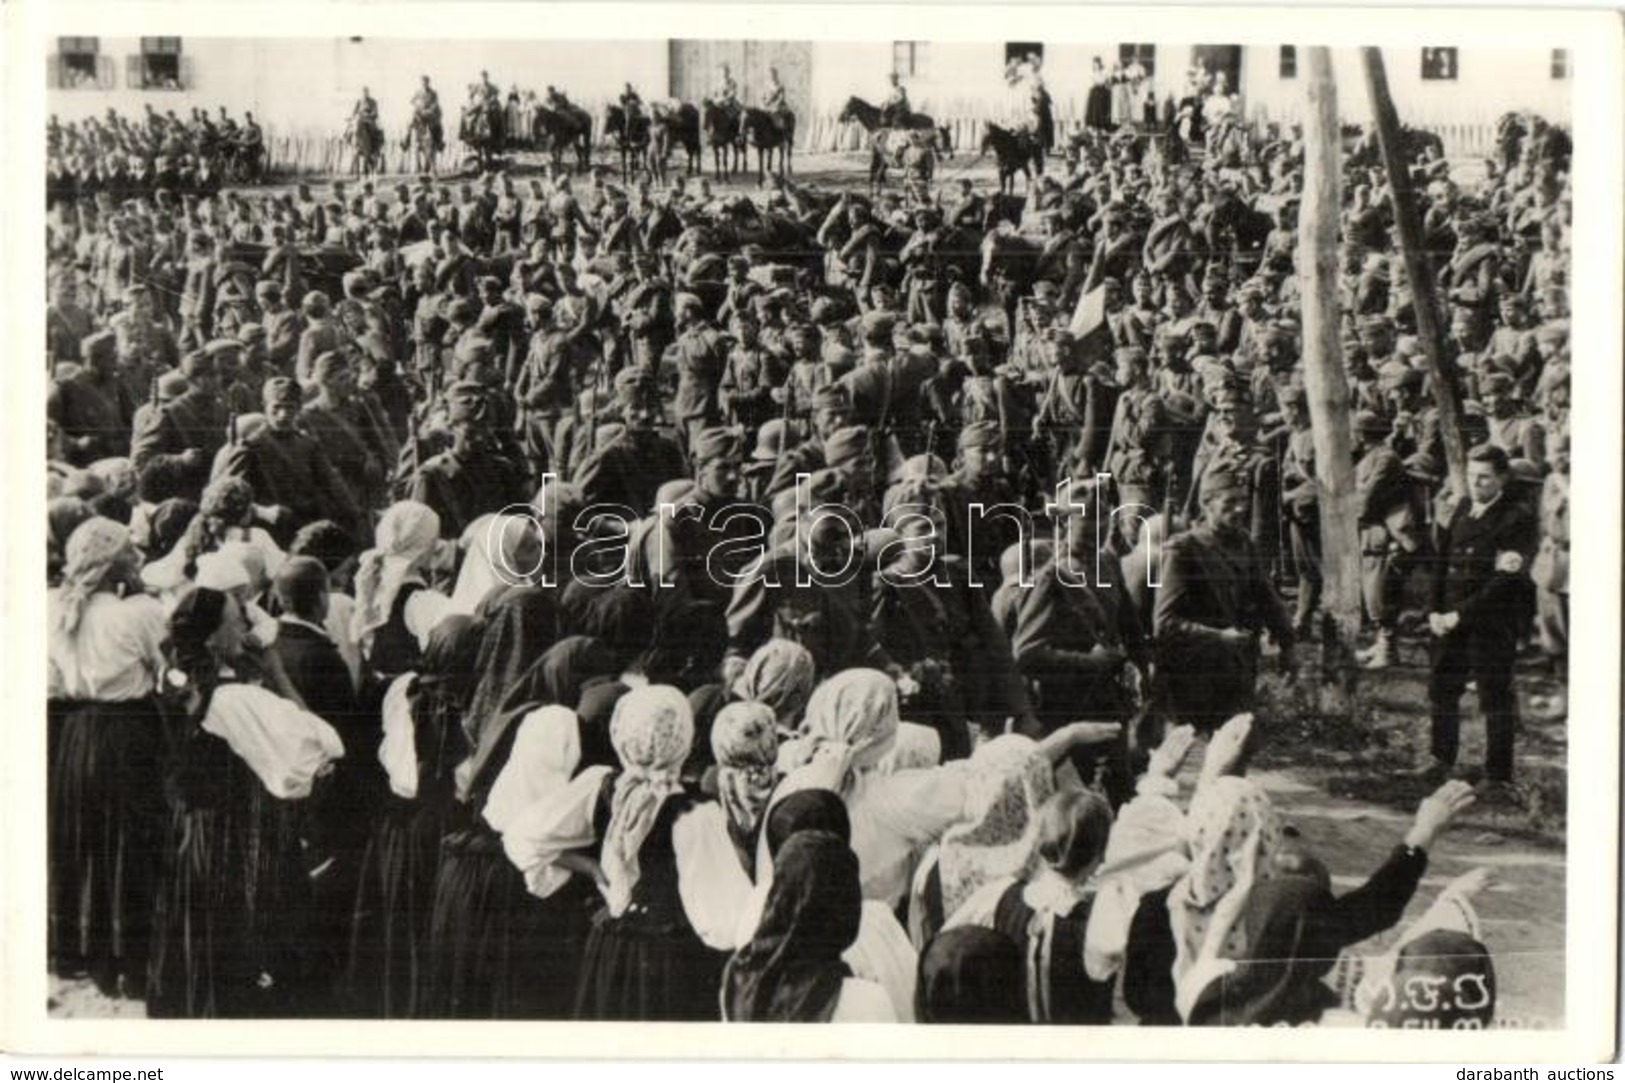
[130,37,186,90]
[1420,47,1459,80]
[1279,46,1298,79]
[891,41,927,79]
[51,38,113,90]
[1551,49,1570,80]
[1117,44,1156,79]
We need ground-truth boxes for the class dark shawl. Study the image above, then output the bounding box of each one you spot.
[917,926,1028,1024]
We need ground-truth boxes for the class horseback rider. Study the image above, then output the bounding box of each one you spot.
[881,71,911,129]
[349,87,380,149]
[762,66,792,137]
[411,74,444,152]
[544,84,573,114]
[476,70,500,108]
[714,64,741,117]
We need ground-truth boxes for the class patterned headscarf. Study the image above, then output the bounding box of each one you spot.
[710,701,780,841]
[778,669,900,784]
[352,501,442,647]
[733,638,818,731]
[1168,776,1283,1018]
[936,735,1057,923]
[601,684,694,916]
[54,518,133,636]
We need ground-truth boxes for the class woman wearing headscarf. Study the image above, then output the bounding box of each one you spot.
[733,789,920,1022]
[709,702,781,881]
[722,831,897,1023]
[459,634,622,810]
[1180,781,1477,1027]
[907,734,1058,951]
[47,496,96,586]
[943,788,1117,1024]
[351,501,451,684]
[343,614,481,1018]
[1355,868,1497,1030]
[734,637,818,736]
[419,704,589,1019]
[501,685,753,1020]
[146,584,346,1018]
[140,475,286,601]
[917,926,1028,1024]
[446,512,542,617]
[771,669,1121,912]
[47,518,169,998]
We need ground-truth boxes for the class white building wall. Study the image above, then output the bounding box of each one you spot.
[46,37,669,139]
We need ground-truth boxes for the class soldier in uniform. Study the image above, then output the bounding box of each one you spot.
[1352,410,1428,670]
[620,251,674,373]
[1011,476,1147,804]
[409,379,529,541]
[762,67,792,140]
[130,348,231,503]
[573,368,687,516]
[218,376,364,542]
[111,284,179,405]
[880,72,911,129]
[301,350,396,519]
[640,426,772,610]
[932,420,1026,593]
[411,75,444,153]
[671,293,728,454]
[1421,444,1537,792]
[765,383,852,498]
[719,309,787,433]
[1275,384,1321,638]
[1103,345,1170,543]
[1153,467,1296,733]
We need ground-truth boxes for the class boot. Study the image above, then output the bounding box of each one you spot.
[1361,629,1394,670]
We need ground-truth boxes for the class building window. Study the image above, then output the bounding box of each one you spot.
[133,37,184,90]
[1551,49,1570,79]
[1118,44,1156,79]
[54,37,105,90]
[892,41,926,79]
[1420,47,1459,80]
[1279,46,1298,79]
[1005,42,1043,67]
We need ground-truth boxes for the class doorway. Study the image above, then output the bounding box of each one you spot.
[1191,44,1243,97]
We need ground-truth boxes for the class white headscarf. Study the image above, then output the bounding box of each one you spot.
[601,685,694,916]
[351,501,442,648]
[202,684,345,799]
[448,513,536,616]
[775,669,900,790]
[482,705,583,832]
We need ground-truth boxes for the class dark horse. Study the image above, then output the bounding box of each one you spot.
[701,99,744,179]
[741,107,794,184]
[980,121,1040,196]
[458,99,504,173]
[604,104,651,179]
[837,95,952,155]
[346,116,385,177]
[649,101,702,185]
[531,104,593,173]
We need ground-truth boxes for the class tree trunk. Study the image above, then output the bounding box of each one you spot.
[1299,47,1362,718]
[1361,46,1469,494]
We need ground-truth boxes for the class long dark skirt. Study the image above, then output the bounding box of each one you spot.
[47,697,167,998]
[418,825,596,1019]
[572,911,729,1022]
[341,793,467,1018]
[146,734,324,1019]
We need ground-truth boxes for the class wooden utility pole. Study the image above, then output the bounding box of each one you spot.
[1361,46,1469,493]
[1299,47,1362,714]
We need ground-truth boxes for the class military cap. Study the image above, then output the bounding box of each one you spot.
[823,425,872,470]
[446,378,487,405]
[692,426,744,464]
[809,298,842,326]
[1199,468,1250,502]
[155,370,191,401]
[613,366,656,395]
[753,418,789,462]
[254,277,283,299]
[302,290,332,317]
[446,297,478,324]
[860,310,899,337]
[262,377,301,408]
[1277,383,1307,406]
[958,420,1003,451]
[1353,410,1391,437]
[204,338,244,358]
[1479,372,1515,397]
[811,384,852,412]
[236,322,266,343]
[81,330,117,363]
[675,293,706,319]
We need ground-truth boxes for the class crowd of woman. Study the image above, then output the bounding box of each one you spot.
[43,94,1570,1025]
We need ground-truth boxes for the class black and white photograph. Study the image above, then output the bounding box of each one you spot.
[8,0,1622,1064]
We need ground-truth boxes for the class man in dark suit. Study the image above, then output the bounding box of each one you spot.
[1422,444,1538,789]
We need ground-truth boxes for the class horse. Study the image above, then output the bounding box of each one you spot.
[701,99,743,179]
[404,111,441,177]
[741,106,794,184]
[532,104,593,173]
[837,95,952,155]
[346,117,385,178]
[1343,122,1447,171]
[648,101,701,185]
[604,104,651,180]
[459,100,505,173]
[979,121,1039,196]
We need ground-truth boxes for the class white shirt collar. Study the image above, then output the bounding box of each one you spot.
[1470,491,1503,519]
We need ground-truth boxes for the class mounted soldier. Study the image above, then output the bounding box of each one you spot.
[762,66,793,141]
[880,71,912,129]
[410,75,444,153]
